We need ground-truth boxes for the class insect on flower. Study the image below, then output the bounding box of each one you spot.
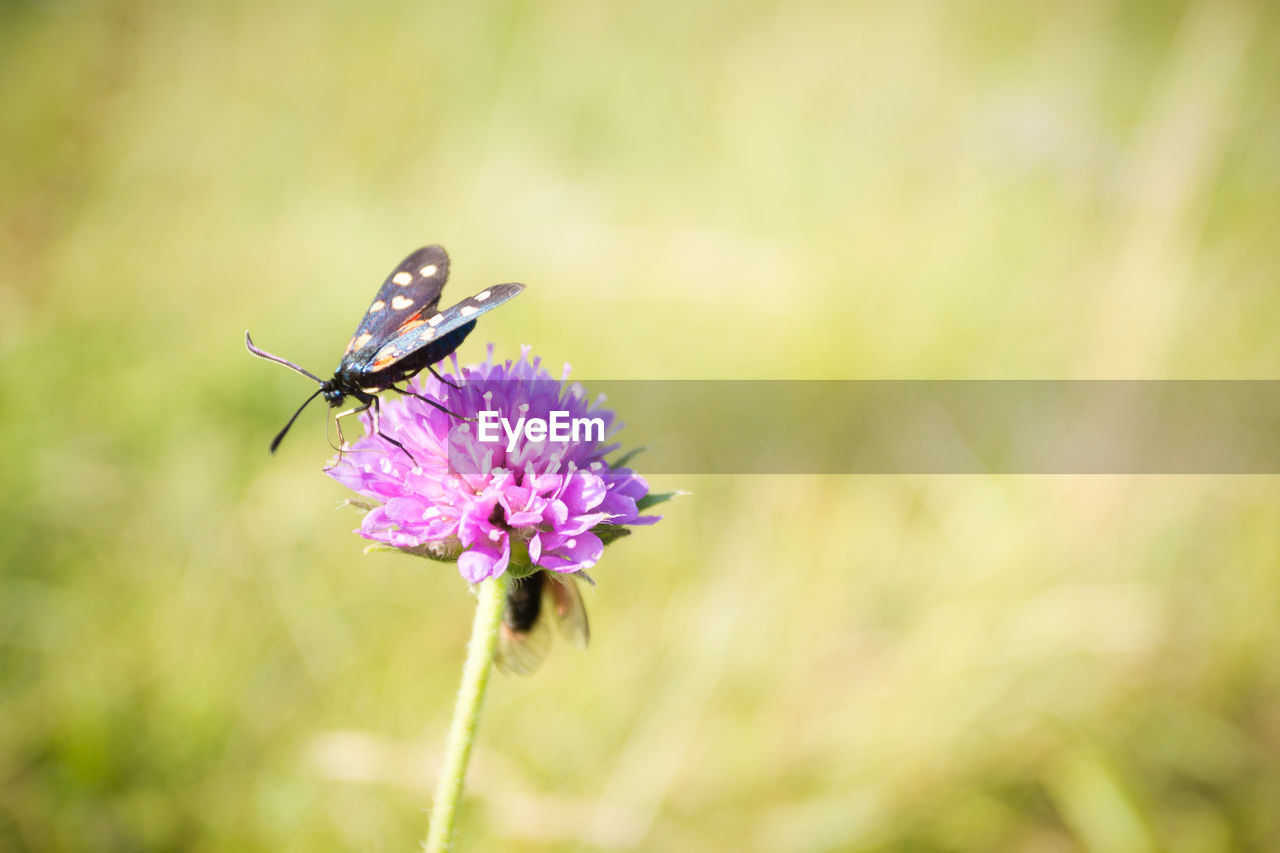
[327,348,667,672]
[244,245,524,460]
[497,570,592,676]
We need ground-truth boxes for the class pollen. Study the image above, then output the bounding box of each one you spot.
[392,271,413,285]
[391,295,415,310]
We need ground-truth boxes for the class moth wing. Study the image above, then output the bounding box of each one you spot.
[359,282,525,375]
[340,246,451,364]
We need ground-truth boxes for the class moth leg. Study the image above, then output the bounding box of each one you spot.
[389,382,472,423]
[328,398,410,462]
[332,402,367,444]
[321,407,346,470]
[428,363,462,390]
[323,401,371,471]
[367,395,417,464]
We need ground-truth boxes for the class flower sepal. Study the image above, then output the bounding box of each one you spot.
[364,539,463,564]
[636,491,683,512]
[503,535,538,580]
[593,524,632,546]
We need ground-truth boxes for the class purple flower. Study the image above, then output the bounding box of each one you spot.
[327,346,661,583]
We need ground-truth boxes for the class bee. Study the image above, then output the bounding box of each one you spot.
[496,571,591,676]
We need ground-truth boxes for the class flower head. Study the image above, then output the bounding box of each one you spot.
[327,346,660,583]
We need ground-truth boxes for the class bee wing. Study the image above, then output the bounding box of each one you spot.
[495,571,589,676]
[340,246,451,364]
[496,573,552,677]
[495,617,553,677]
[546,573,590,650]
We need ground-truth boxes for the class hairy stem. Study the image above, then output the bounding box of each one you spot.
[424,573,507,852]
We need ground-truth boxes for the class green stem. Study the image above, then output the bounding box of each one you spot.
[424,573,508,853]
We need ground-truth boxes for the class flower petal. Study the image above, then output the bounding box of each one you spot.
[537,531,604,573]
[560,470,607,512]
[457,535,510,583]
[323,346,662,583]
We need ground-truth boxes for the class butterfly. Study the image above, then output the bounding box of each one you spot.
[245,245,524,459]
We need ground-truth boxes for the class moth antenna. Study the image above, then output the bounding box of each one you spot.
[270,388,325,454]
[244,331,325,385]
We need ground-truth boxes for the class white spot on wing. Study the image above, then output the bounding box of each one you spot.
[392,271,412,285]
[419,328,436,340]
[418,264,438,277]
[459,304,478,317]
[353,333,373,349]
[369,300,385,312]
[391,295,414,310]
[475,290,491,302]
[427,313,444,326]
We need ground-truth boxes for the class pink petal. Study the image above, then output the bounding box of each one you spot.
[457,536,510,583]
[561,470,607,512]
[537,531,603,573]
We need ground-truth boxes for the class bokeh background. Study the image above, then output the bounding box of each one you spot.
[3,0,1278,850]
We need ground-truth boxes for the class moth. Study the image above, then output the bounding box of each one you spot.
[496,571,591,676]
[245,245,523,458]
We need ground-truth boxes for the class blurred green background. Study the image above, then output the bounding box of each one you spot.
[2,0,1279,850]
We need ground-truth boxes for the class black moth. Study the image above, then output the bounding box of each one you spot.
[245,245,524,458]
